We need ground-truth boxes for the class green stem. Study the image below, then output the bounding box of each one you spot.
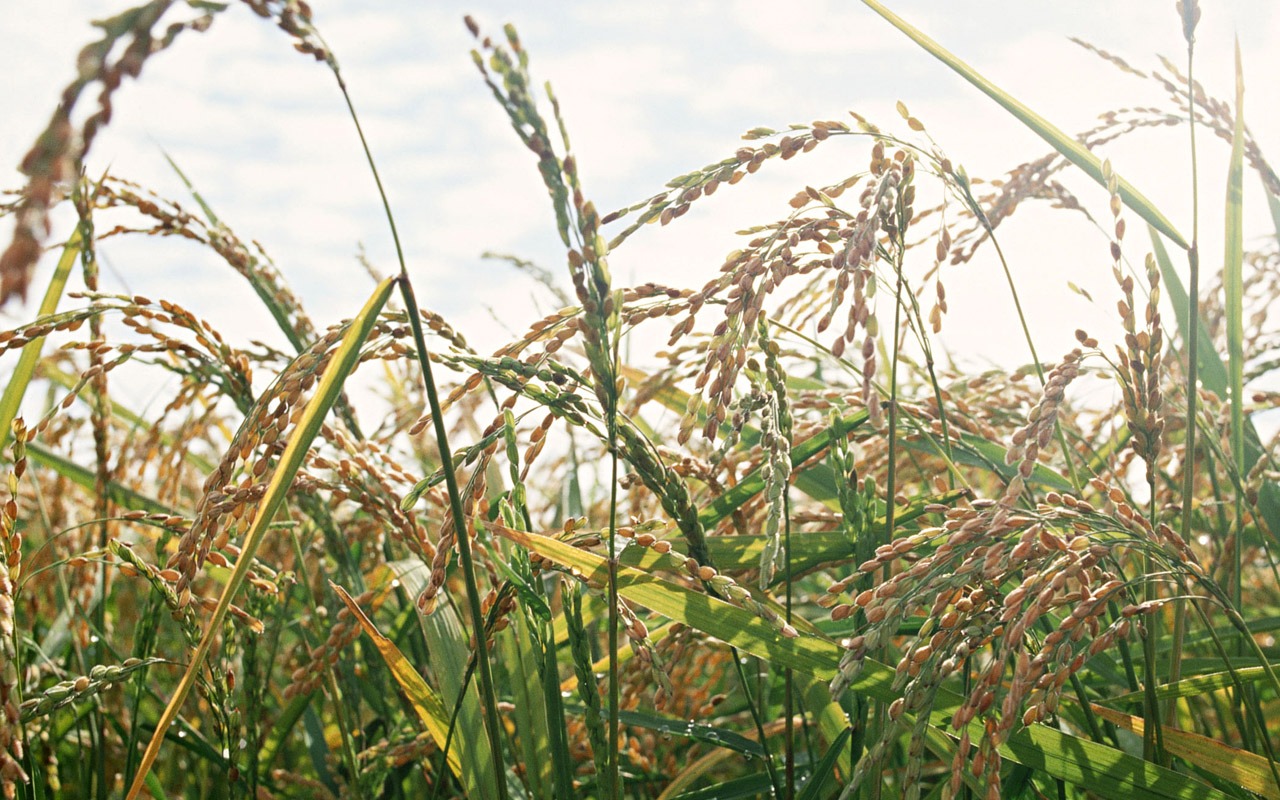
[607,418,621,800]
[784,490,794,800]
[332,69,509,800]
[730,649,782,798]
[973,196,1083,492]
[403,277,510,799]
[1142,485,1166,765]
[1170,26,1200,750]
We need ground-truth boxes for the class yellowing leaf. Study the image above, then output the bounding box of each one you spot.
[1092,704,1280,799]
[331,583,464,780]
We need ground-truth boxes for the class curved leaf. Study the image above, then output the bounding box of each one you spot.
[0,228,81,450]
[125,276,395,798]
[863,0,1187,250]
[1091,703,1279,799]
[330,583,466,782]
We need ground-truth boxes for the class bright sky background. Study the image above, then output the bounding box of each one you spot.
[3,2,1279,400]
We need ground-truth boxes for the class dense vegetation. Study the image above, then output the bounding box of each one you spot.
[0,1,1277,798]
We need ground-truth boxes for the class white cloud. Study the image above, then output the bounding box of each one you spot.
[5,0,1279,376]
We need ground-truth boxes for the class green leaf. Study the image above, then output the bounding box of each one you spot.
[862,0,1187,250]
[39,360,217,476]
[1108,665,1278,704]
[560,704,765,758]
[494,555,552,622]
[628,491,967,584]
[1091,703,1279,799]
[25,440,175,515]
[668,773,775,800]
[330,583,465,781]
[1152,218,1280,542]
[796,728,852,800]
[1223,41,1246,483]
[125,276,396,798]
[697,409,870,529]
[903,430,1074,493]
[163,149,313,355]
[1148,231,1228,396]
[384,559,497,799]
[0,228,81,450]
[494,522,841,678]
[619,364,863,514]
[1266,176,1280,241]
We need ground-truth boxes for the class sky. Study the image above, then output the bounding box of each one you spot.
[3,1,1279,406]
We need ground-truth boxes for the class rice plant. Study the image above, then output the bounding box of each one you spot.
[0,1,1277,798]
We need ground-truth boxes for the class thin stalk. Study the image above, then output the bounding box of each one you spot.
[286,524,363,798]
[784,490,794,800]
[970,203,1044,381]
[1188,597,1280,791]
[1142,481,1167,764]
[71,175,111,800]
[1169,12,1200,740]
[402,277,510,798]
[322,662,365,799]
[730,649,783,798]
[332,71,509,800]
[606,418,621,800]
[869,214,908,800]
[1028,616,1106,743]
[897,263,955,471]
[975,206,1083,492]
[1110,600,1143,695]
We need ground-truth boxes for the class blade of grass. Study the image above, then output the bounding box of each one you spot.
[384,559,496,799]
[658,717,800,800]
[1091,703,1279,799]
[330,583,468,784]
[796,728,852,800]
[862,0,1187,250]
[630,493,966,582]
[1267,178,1280,238]
[668,774,776,800]
[325,50,512,795]
[0,228,81,450]
[1109,665,1279,704]
[1152,223,1280,539]
[1148,230,1227,395]
[124,275,395,799]
[918,429,1074,493]
[621,363,864,509]
[697,409,869,528]
[506,611,552,799]
[25,441,174,515]
[559,704,766,758]
[1223,39,1246,612]
[37,361,217,475]
[161,149,314,355]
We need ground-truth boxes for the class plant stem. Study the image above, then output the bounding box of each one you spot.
[1142,481,1166,765]
[784,490,794,800]
[607,413,621,800]
[332,69,509,800]
[1169,18,1200,741]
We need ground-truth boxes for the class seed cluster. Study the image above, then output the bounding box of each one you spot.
[0,3,218,306]
[0,423,29,797]
[167,324,343,602]
[285,588,378,699]
[1002,349,1083,504]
